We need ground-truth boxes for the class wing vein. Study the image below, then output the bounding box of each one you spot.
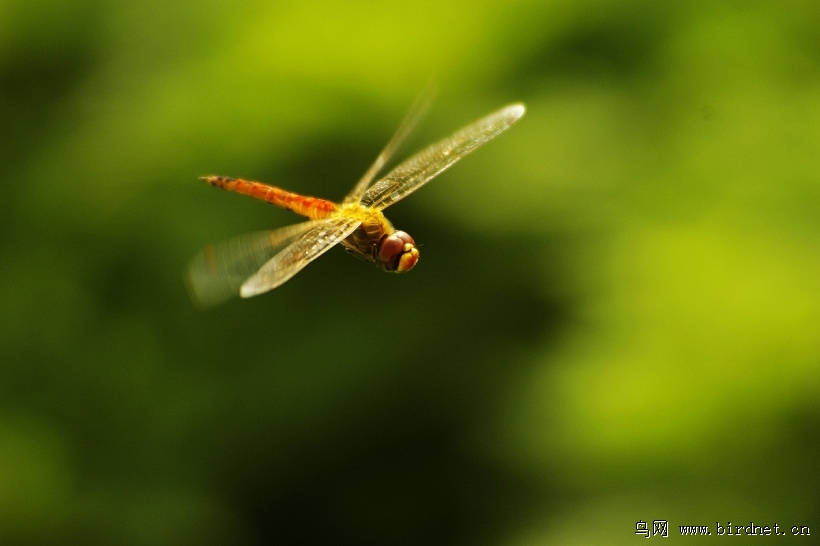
[360,103,525,210]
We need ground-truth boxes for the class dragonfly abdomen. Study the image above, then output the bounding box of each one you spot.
[202,176,336,219]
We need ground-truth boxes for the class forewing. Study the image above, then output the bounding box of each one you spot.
[185,220,325,307]
[360,103,525,210]
[344,86,435,204]
[239,216,361,298]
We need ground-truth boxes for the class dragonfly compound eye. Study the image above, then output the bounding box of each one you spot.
[378,231,419,272]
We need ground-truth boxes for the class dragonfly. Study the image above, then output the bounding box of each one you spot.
[186,99,526,306]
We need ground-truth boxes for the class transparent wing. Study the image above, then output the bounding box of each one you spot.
[360,103,526,210]
[240,215,361,298]
[344,86,436,204]
[186,220,326,307]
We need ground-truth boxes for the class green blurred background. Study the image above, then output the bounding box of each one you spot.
[2,0,819,544]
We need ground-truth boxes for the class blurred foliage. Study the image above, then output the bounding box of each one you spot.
[1,0,819,544]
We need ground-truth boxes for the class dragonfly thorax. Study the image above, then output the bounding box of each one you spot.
[339,205,419,273]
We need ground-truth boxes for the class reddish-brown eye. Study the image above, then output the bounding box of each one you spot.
[377,231,419,272]
[379,236,404,263]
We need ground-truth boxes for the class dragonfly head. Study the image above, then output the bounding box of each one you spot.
[377,230,419,273]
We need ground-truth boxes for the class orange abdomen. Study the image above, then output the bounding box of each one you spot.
[202,176,337,220]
